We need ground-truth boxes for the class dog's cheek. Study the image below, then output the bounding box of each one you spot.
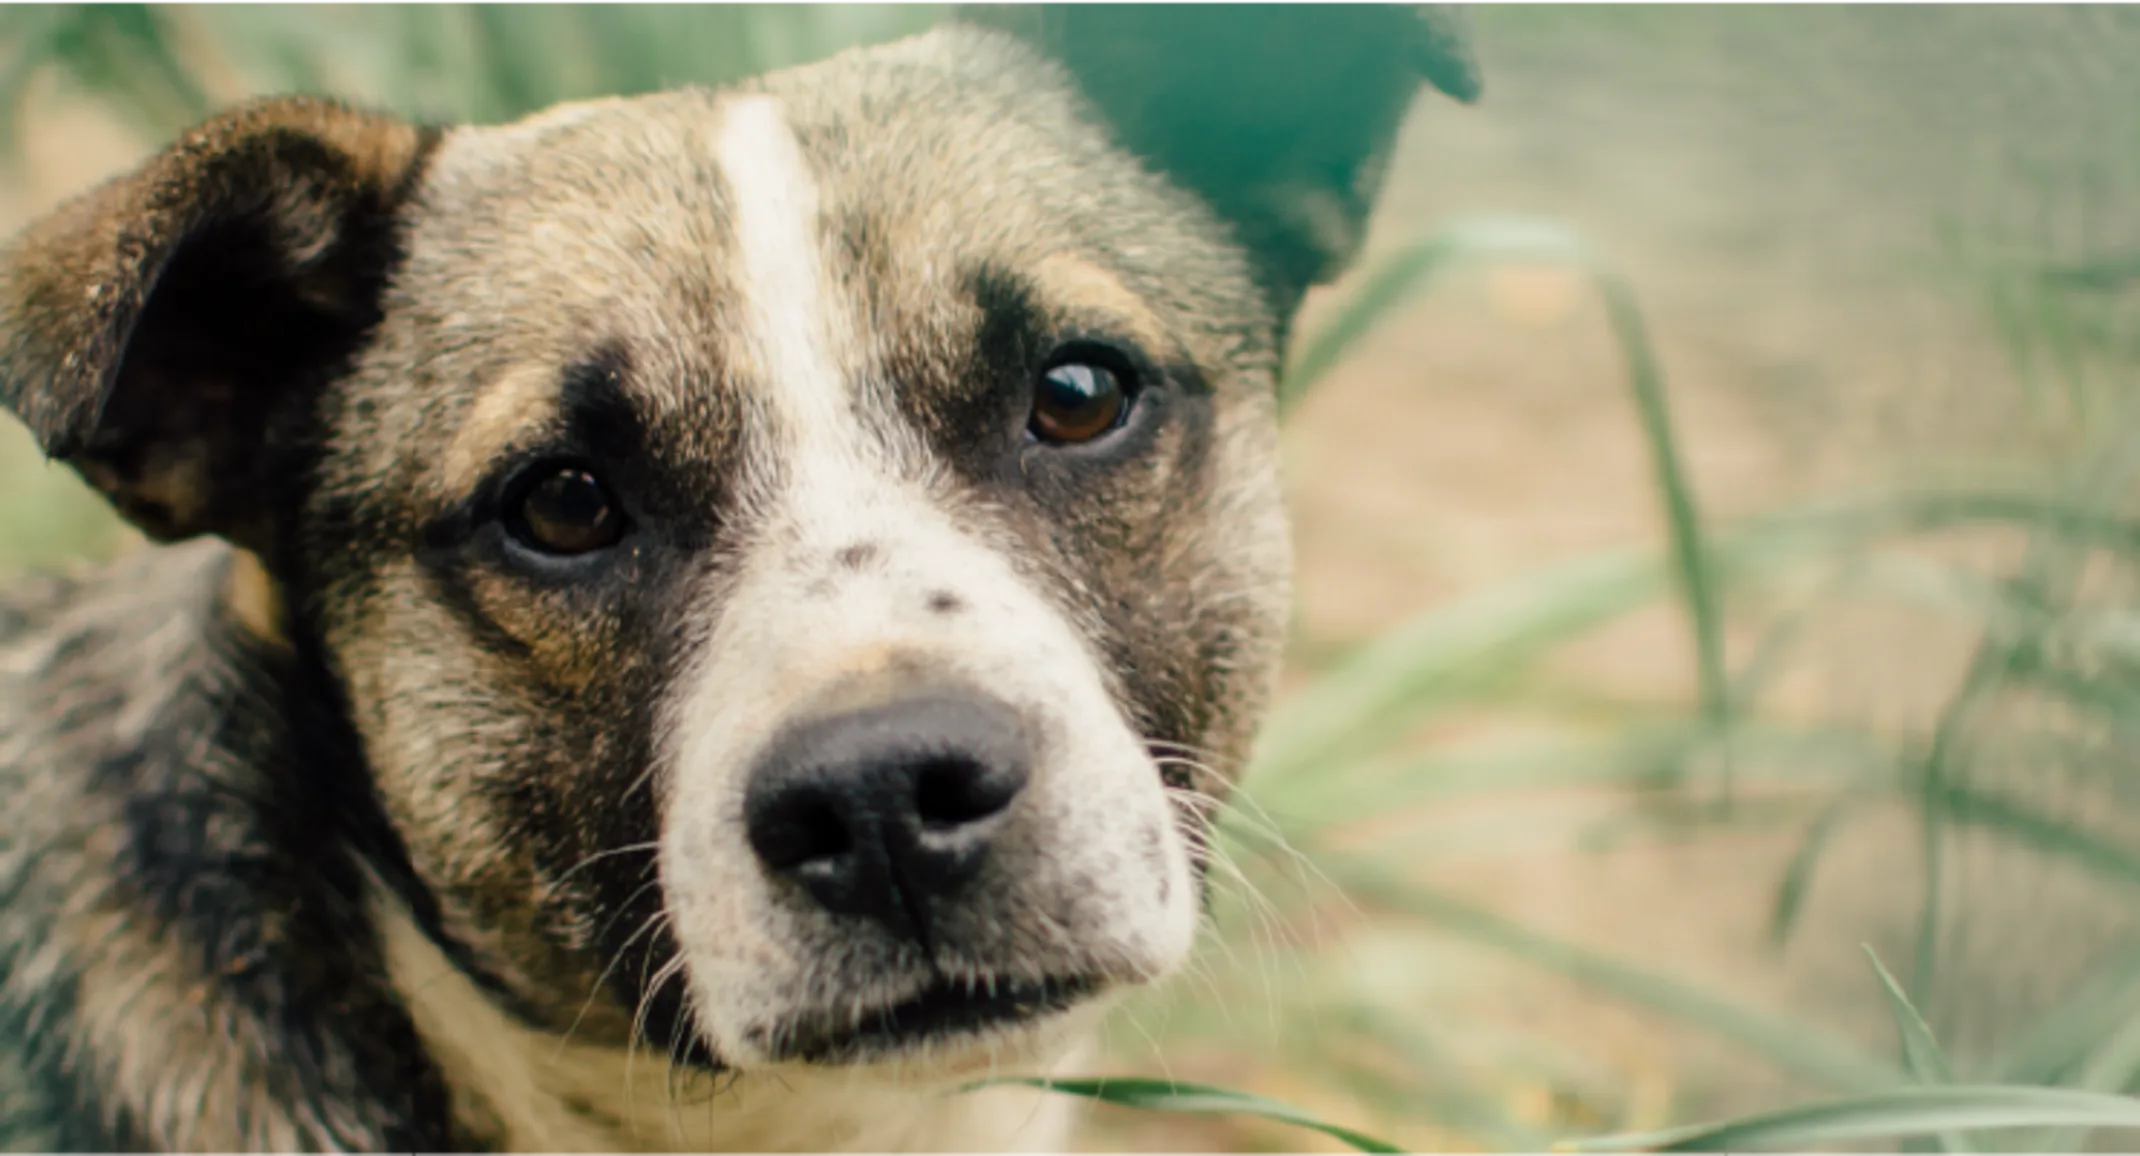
[1024,384,1284,778]
[319,563,678,1040]
[1172,390,1293,782]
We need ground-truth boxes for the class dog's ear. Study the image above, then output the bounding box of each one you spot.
[0,96,436,550]
[959,4,1482,318]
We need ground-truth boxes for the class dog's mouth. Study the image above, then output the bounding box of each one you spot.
[759,974,1102,1064]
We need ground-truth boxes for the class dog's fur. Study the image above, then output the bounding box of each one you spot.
[0,8,1478,1150]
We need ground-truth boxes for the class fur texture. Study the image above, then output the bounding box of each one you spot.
[0,8,1476,1150]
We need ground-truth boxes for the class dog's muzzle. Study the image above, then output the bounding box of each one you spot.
[730,688,1113,1062]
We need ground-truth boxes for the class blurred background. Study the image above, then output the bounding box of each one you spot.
[7,5,2140,1151]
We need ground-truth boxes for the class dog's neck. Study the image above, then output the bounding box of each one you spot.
[372,890,1089,1152]
[0,541,463,1149]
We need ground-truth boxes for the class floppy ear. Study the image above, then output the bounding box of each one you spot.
[959,3,1481,319]
[0,96,437,551]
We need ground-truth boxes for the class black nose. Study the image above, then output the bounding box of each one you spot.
[743,692,1032,941]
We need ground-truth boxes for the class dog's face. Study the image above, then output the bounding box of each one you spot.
[329,54,1290,1071]
[0,7,1475,1081]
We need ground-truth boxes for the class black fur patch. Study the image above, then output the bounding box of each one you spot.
[0,550,459,1148]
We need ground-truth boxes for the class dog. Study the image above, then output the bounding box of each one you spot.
[0,6,1479,1150]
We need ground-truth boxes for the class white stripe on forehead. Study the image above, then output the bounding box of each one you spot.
[710,95,863,482]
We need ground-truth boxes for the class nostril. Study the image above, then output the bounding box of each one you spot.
[913,755,1022,831]
[749,792,853,871]
[741,690,1033,935]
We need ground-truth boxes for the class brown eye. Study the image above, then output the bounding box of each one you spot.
[1030,355,1133,444]
[505,465,624,555]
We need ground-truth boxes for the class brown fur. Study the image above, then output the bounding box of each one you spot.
[0,99,437,550]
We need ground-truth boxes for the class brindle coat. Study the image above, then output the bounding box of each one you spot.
[0,8,1478,1150]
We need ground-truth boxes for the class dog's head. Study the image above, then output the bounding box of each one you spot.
[0,7,1475,1078]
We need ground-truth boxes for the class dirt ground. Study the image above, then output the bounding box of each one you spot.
[6,8,2140,1150]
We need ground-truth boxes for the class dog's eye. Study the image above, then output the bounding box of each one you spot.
[1029,349,1135,445]
[504,465,624,555]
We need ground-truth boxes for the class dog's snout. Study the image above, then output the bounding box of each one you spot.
[743,693,1031,939]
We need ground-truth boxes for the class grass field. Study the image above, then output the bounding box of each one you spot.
[8,6,2140,1150]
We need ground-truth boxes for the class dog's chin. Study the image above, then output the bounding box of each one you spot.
[746,974,1110,1073]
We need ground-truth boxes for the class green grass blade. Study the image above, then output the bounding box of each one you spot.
[1321,1003,1556,1151]
[1922,774,2140,891]
[1562,1086,2140,1153]
[1283,216,1594,409]
[1865,944,1970,1153]
[985,1077,1404,1153]
[1253,483,2140,793]
[1998,942,2140,1085]
[1991,942,2140,1149]
[1593,263,1731,800]
[1320,854,1903,1091]
[1768,794,1864,950]
[1260,721,1896,841]
[1252,545,1669,782]
[1909,413,2140,999]
[1866,945,1956,1084]
[1279,216,1731,798]
[2037,1005,2140,1150]
[1726,487,2140,558]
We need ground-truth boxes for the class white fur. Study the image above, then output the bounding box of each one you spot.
[374,887,1089,1152]
[711,96,850,468]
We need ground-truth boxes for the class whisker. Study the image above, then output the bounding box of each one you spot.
[557,900,669,1057]
[626,951,689,1145]
[625,936,685,1144]
[551,840,660,890]
[1146,747,1338,1044]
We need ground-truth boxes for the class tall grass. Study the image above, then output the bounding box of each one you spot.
[7,5,2140,1151]
[1,6,940,133]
